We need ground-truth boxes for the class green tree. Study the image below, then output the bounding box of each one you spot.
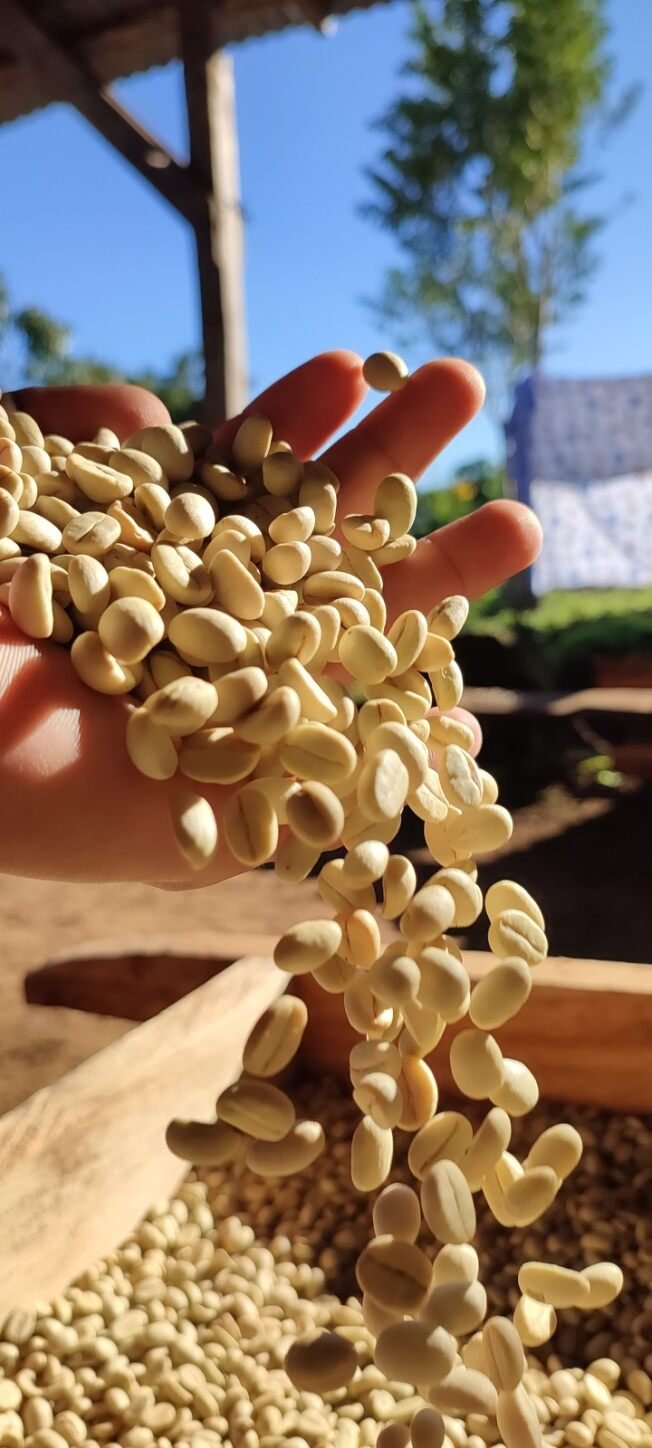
[366,0,636,400]
[1,286,203,422]
[414,457,505,535]
[133,351,204,423]
[12,307,122,387]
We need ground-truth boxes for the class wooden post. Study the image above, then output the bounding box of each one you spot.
[180,3,248,426]
[4,1,248,425]
[3,1,199,223]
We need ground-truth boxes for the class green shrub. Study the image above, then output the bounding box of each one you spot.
[465,588,652,686]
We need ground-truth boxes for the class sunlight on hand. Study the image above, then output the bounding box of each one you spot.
[3,705,81,780]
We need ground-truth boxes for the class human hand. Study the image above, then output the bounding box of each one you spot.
[0,352,541,886]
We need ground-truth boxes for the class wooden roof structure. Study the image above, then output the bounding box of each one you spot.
[0,0,385,420]
[0,0,387,126]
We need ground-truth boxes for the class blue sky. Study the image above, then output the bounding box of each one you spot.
[0,0,649,483]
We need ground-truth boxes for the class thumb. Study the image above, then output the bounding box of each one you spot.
[3,384,170,443]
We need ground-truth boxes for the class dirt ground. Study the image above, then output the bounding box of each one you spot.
[0,778,649,1115]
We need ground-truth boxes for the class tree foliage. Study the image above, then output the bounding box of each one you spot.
[134,351,205,423]
[366,0,635,399]
[1,287,203,422]
[413,457,505,535]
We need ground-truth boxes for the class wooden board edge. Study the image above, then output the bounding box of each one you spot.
[24,944,652,1024]
[0,954,284,1316]
[24,933,280,1020]
[464,952,652,996]
[296,956,652,1113]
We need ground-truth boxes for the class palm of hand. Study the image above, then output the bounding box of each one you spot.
[0,352,540,887]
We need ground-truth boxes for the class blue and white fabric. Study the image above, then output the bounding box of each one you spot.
[505,374,652,593]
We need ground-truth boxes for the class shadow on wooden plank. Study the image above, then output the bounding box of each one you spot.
[24,933,279,1020]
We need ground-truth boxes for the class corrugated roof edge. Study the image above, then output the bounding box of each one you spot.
[0,0,391,128]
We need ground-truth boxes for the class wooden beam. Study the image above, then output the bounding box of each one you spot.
[3,0,201,224]
[180,1,248,423]
[5,0,248,423]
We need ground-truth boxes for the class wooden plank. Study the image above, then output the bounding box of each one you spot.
[462,687,652,718]
[4,940,650,1313]
[297,954,652,1113]
[180,1,248,422]
[3,0,200,222]
[24,933,278,1020]
[24,942,652,1111]
[0,1001,130,1120]
[0,955,284,1317]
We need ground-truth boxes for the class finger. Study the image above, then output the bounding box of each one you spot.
[215,350,367,459]
[324,359,485,513]
[440,707,482,757]
[7,353,367,461]
[3,384,170,443]
[384,500,542,616]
